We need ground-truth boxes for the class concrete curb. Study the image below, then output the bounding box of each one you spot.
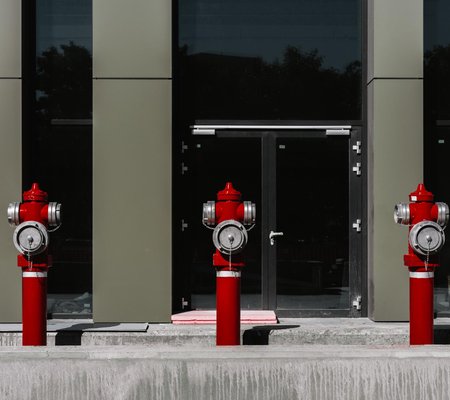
[1,345,450,399]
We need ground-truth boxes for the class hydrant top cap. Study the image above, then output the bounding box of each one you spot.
[23,183,48,202]
[409,183,434,202]
[217,182,242,201]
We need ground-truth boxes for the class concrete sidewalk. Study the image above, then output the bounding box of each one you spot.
[1,345,450,399]
[2,317,450,346]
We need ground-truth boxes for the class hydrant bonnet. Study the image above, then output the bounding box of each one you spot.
[409,183,434,202]
[217,182,242,201]
[23,183,48,202]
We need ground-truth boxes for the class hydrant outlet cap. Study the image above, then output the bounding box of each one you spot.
[23,183,48,202]
[409,183,434,202]
[217,182,242,201]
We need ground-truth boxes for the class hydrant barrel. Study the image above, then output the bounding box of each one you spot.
[410,270,434,345]
[22,270,47,345]
[216,270,241,345]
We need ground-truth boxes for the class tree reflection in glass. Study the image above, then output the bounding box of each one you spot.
[178,0,362,121]
[179,45,361,121]
[36,42,92,120]
[31,0,93,316]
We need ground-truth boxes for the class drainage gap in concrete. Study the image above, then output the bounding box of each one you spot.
[434,325,450,344]
[55,331,82,345]
[243,325,300,345]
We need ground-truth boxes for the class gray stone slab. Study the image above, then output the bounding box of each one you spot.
[0,320,149,333]
[0,324,21,332]
[47,320,149,332]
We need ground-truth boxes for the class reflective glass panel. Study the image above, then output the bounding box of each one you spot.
[425,0,450,316]
[178,0,362,120]
[182,137,262,310]
[276,138,349,309]
[425,126,450,317]
[34,0,92,316]
[425,0,450,121]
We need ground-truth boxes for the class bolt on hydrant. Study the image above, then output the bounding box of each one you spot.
[7,183,62,346]
[394,183,448,345]
[203,182,256,346]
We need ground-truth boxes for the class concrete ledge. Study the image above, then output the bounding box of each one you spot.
[0,318,417,346]
[2,345,450,399]
[2,318,450,346]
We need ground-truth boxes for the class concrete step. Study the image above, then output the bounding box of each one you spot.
[3,317,450,346]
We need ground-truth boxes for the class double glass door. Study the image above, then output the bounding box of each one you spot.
[175,126,362,316]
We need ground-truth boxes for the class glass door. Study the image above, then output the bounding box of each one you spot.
[271,133,360,315]
[175,135,262,311]
[425,123,450,317]
[174,126,362,317]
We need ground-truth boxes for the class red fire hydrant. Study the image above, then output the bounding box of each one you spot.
[7,183,62,346]
[203,182,256,345]
[394,183,448,345]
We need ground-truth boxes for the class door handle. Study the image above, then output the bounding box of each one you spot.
[269,231,284,245]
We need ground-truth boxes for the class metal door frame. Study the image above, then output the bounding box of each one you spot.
[191,124,363,317]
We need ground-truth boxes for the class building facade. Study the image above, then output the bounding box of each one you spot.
[0,0,441,323]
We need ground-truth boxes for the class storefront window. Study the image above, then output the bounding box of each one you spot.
[178,0,362,121]
[26,0,92,317]
[424,0,450,317]
[425,0,450,122]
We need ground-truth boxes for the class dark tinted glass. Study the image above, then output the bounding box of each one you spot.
[276,138,349,309]
[424,0,450,121]
[425,126,450,317]
[425,0,450,316]
[178,0,362,121]
[33,0,92,316]
[179,137,262,310]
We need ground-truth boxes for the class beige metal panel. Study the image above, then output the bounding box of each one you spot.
[0,80,22,321]
[93,0,171,78]
[0,0,21,77]
[367,79,423,321]
[93,79,171,322]
[367,0,422,81]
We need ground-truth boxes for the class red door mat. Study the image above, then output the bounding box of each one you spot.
[171,310,277,325]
